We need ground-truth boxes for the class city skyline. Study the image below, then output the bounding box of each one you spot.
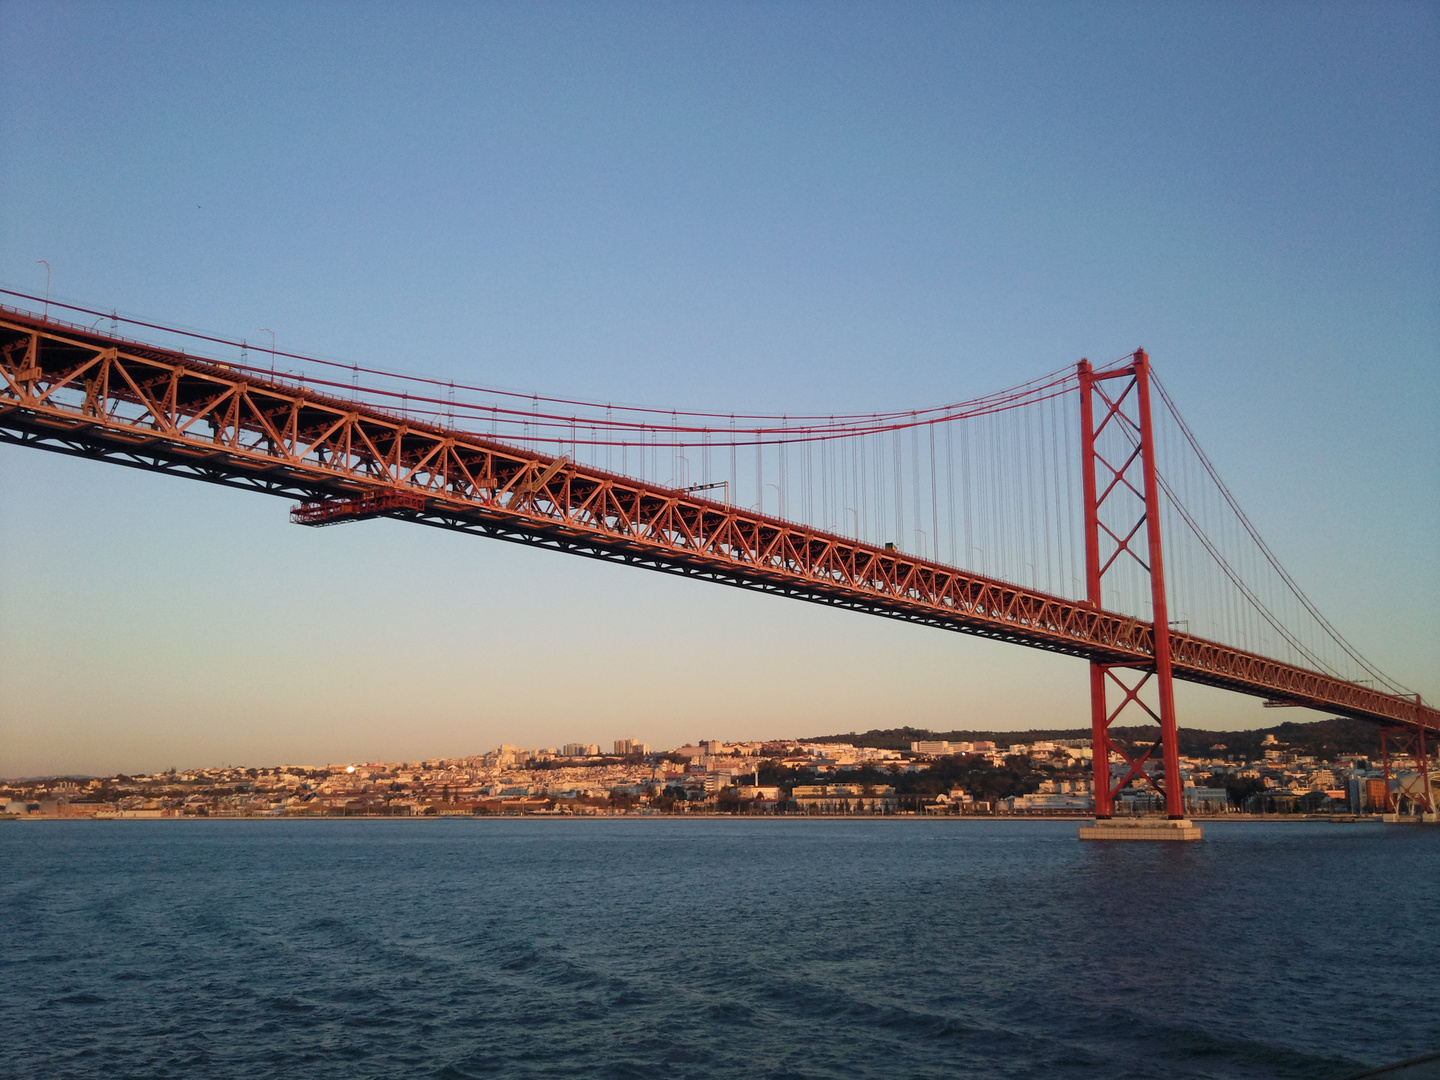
[6,717,1411,821]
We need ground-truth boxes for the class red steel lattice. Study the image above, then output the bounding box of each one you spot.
[1380,727,1435,815]
[1079,352,1184,818]
[1,309,1434,743]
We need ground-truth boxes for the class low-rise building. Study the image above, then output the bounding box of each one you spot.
[1182,786,1230,813]
[1003,793,1093,812]
[791,784,897,813]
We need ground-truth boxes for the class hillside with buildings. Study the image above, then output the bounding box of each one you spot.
[807,718,1386,760]
[1,720,1415,820]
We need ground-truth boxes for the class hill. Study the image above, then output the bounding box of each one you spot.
[803,717,1384,761]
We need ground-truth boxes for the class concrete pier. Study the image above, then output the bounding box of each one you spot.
[1079,817,1203,841]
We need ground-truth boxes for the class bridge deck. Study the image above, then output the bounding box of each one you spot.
[2,309,1432,734]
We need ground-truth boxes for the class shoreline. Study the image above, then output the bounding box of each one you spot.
[0,812,1395,824]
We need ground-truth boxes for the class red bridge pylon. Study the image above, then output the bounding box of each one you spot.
[1380,722,1435,817]
[1080,350,1186,821]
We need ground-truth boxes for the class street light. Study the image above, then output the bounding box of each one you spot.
[765,482,782,516]
[259,328,275,375]
[36,260,50,320]
[682,479,731,506]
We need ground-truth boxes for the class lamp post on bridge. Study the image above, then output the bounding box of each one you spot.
[35,261,50,320]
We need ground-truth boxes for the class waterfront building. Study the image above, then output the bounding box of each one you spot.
[1182,786,1230,813]
[1003,793,1093,812]
[791,784,897,813]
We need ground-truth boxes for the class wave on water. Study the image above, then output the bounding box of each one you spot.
[1,818,1434,1080]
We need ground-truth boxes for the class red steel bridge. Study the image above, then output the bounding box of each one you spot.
[1,295,1434,819]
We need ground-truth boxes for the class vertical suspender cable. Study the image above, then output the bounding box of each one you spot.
[945,418,957,567]
[1063,390,1078,599]
[910,418,922,556]
[893,427,904,549]
[729,418,736,508]
[961,416,973,573]
[929,421,940,566]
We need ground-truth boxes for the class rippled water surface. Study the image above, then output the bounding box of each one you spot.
[2,819,1436,1079]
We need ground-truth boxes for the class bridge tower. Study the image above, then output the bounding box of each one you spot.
[1380,722,1436,818]
[1078,351,1190,829]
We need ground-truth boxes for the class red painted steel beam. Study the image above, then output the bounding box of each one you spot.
[2,308,1435,737]
[1079,353,1186,817]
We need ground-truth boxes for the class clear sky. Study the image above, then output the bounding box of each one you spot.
[1,1,1436,776]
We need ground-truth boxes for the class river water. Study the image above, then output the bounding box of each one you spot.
[2,818,1435,1079]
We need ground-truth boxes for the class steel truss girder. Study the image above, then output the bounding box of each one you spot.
[1380,727,1434,815]
[1,310,1435,738]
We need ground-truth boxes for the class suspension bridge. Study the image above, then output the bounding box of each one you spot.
[1,292,1434,832]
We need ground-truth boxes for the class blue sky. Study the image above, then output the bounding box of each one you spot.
[1,1,1436,775]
